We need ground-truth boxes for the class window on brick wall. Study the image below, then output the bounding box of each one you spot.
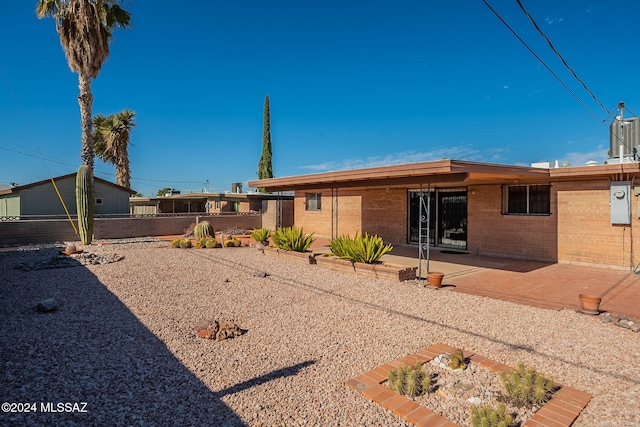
[504,184,550,215]
[305,193,322,211]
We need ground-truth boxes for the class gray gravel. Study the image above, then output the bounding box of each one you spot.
[1,240,639,426]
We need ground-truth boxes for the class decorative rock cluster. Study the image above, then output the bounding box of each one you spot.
[194,320,243,341]
[36,297,59,313]
[16,251,124,270]
[601,313,640,332]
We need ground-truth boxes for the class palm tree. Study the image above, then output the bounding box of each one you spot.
[36,0,131,172]
[93,109,136,188]
[37,0,131,245]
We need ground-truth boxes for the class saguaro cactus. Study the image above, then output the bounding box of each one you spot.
[76,165,94,244]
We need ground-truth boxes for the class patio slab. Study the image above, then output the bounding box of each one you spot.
[310,238,640,320]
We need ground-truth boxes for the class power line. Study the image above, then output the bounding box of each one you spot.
[0,143,205,188]
[516,0,611,117]
[481,0,604,124]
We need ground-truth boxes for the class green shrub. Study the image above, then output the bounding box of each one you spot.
[499,363,554,407]
[471,403,513,427]
[251,227,271,243]
[194,221,214,239]
[329,233,393,264]
[272,226,315,252]
[387,362,432,397]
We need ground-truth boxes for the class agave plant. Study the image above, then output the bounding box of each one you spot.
[329,233,393,264]
[272,226,315,252]
[251,227,271,244]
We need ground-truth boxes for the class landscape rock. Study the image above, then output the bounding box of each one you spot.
[16,252,124,270]
[36,297,59,313]
[467,397,482,405]
[195,320,243,341]
[600,313,613,323]
[615,320,632,329]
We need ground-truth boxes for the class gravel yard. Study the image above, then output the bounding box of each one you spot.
[1,240,639,426]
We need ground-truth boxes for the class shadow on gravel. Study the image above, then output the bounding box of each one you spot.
[0,249,246,427]
[214,360,316,399]
[201,251,640,387]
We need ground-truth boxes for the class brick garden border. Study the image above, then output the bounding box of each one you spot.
[345,342,592,427]
[262,246,418,281]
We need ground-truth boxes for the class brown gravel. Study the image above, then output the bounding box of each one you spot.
[1,240,639,426]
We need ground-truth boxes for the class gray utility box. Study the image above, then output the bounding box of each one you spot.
[611,181,631,225]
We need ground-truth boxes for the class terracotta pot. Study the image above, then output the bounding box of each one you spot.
[578,294,602,315]
[427,272,444,288]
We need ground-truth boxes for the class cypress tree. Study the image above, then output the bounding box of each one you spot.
[258,95,273,192]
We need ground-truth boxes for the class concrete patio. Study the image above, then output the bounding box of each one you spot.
[310,238,640,321]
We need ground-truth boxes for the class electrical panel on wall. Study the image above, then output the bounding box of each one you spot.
[611,181,631,225]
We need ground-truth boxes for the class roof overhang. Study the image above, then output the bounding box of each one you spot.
[248,159,552,192]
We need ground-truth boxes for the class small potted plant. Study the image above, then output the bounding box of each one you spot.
[578,294,602,314]
[427,271,444,288]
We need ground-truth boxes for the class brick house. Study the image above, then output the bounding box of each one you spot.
[249,159,640,270]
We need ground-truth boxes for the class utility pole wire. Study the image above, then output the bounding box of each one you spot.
[516,0,611,117]
[481,0,603,124]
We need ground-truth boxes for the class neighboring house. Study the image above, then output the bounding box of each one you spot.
[129,191,294,229]
[249,159,640,270]
[0,173,134,218]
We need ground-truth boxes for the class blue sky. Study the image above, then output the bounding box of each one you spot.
[1,1,639,196]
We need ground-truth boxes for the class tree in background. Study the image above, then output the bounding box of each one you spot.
[257,95,273,192]
[157,188,178,197]
[37,0,131,244]
[93,109,136,188]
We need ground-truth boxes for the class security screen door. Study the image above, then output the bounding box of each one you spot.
[408,188,467,250]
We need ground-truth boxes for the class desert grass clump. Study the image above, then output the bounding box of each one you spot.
[499,363,554,407]
[387,362,432,397]
[272,226,315,252]
[471,403,513,427]
[329,233,393,264]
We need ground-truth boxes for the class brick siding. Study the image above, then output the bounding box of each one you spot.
[293,179,639,269]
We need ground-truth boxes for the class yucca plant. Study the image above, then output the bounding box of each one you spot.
[499,363,554,407]
[272,226,315,252]
[471,403,513,427]
[329,233,393,264]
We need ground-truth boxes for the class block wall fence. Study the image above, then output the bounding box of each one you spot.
[0,214,262,247]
